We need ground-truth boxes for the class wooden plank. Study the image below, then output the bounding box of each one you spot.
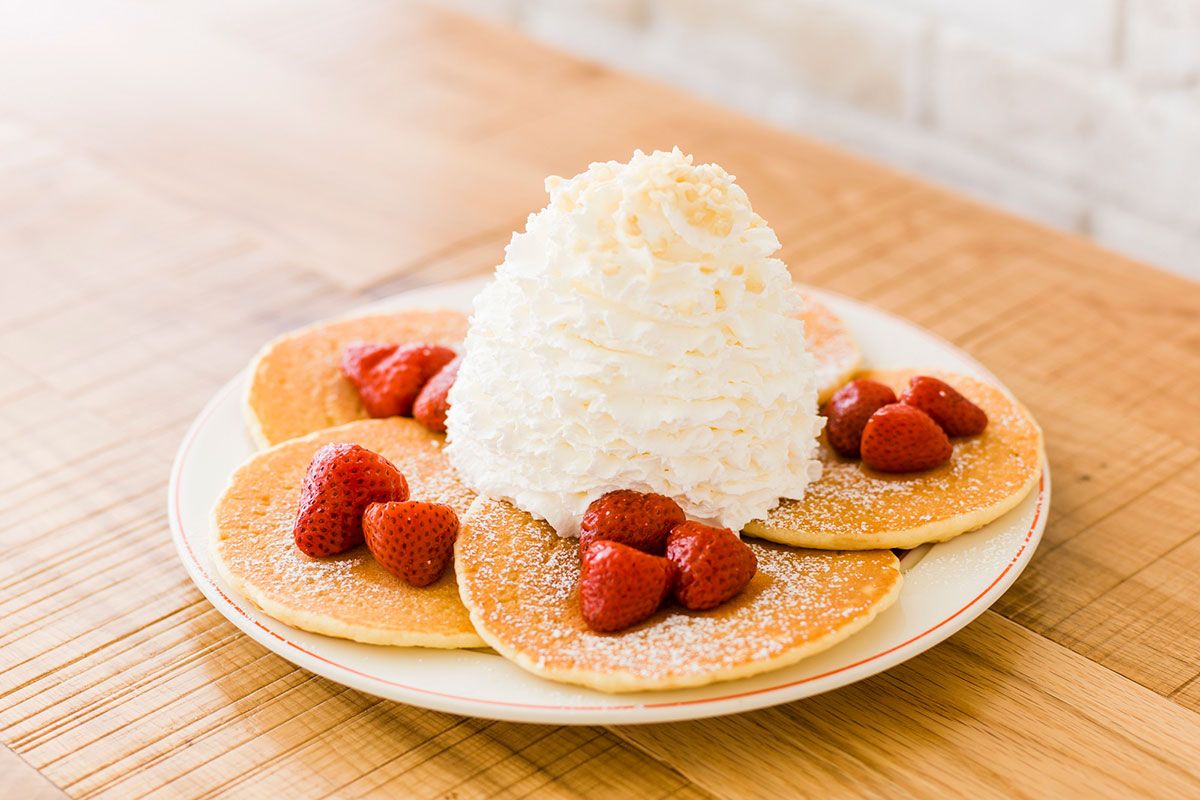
[613,613,1200,799]
[0,123,703,800]
[742,174,1200,700]
[0,1,1198,797]
[0,0,545,291]
[0,745,66,800]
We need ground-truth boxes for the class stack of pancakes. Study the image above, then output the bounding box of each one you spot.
[212,295,1042,692]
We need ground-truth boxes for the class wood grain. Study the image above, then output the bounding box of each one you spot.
[615,613,1200,799]
[0,745,67,799]
[0,1,1197,798]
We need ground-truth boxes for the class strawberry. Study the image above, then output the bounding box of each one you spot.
[859,403,952,473]
[413,355,462,433]
[340,342,394,384]
[824,379,897,457]
[665,522,757,611]
[293,444,409,557]
[579,540,676,632]
[579,489,686,555]
[899,375,988,437]
[362,501,459,586]
[340,342,456,418]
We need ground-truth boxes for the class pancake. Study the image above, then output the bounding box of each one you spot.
[796,290,862,403]
[745,369,1043,550]
[211,417,485,648]
[244,295,858,447]
[245,310,468,448]
[455,497,902,693]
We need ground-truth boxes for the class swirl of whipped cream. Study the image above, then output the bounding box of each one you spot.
[445,148,823,536]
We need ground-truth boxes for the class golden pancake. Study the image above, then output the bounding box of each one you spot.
[796,290,862,403]
[745,369,1043,550]
[211,417,485,648]
[245,310,468,448]
[455,497,902,693]
[244,296,858,447]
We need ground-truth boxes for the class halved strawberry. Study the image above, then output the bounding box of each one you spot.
[899,375,988,437]
[579,540,675,632]
[823,379,897,457]
[413,355,462,433]
[860,403,952,473]
[363,501,459,586]
[340,342,456,418]
[665,522,757,611]
[293,444,409,557]
[579,489,686,555]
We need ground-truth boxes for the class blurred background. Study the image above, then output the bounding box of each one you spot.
[3,5,1199,795]
[437,0,1200,281]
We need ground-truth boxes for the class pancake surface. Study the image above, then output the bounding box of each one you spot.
[212,417,484,648]
[244,296,856,447]
[246,310,468,447]
[456,497,902,692]
[745,369,1043,550]
[796,290,862,403]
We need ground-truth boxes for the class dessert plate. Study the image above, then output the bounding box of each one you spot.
[168,277,1048,725]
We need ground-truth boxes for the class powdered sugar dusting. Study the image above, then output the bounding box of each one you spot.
[795,291,861,400]
[249,310,468,446]
[458,497,901,684]
[213,418,477,634]
[752,370,1042,540]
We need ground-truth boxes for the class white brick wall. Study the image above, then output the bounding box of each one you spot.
[893,0,1119,64]
[435,0,1200,280]
[1126,0,1200,85]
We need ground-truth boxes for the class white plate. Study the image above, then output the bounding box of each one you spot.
[168,277,1048,725]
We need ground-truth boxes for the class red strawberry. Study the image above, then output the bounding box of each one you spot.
[899,375,988,437]
[579,540,675,632]
[579,490,686,555]
[824,379,897,457]
[340,342,394,384]
[665,522,757,611]
[413,355,462,433]
[293,444,409,557]
[362,501,459,586]
[340,342,456,418]
[860,403,952,473]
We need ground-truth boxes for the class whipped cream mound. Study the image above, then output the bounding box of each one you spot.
[445,148,824,536]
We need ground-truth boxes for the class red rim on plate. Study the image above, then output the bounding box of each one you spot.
[168,282,1048,721]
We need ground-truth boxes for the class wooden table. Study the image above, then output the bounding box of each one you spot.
[2,2,1198,797]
